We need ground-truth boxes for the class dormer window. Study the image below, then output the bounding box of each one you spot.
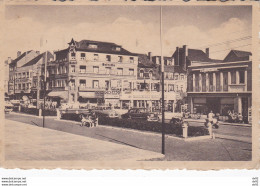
[115,47,121,51]
[88,44,98,49]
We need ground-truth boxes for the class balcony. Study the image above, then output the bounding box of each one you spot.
[228,84,246,92]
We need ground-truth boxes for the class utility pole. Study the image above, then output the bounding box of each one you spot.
[43,51,47,128]
[160,6,165,155]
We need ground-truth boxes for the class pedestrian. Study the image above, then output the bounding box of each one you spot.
[208,110,214,123]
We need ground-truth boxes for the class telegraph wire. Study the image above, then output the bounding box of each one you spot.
[210,43,252,54]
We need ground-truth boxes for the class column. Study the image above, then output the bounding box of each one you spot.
[192,74,195,92]
[236,70,239,84]
[213,72,216,92]
[237,96,242,114]
[199,73,202,92]
[228,71,231,91]
[220,72,223,92]
[206,73,209,92]
[244,70,247,91]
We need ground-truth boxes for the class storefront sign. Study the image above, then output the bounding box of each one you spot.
[104,90,120,99]
[102,63,115,67]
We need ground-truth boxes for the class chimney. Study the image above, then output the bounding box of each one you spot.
[7,57,12,64]
[17,51,21,57]
[205,48,209,58]
[176,47,179,66]
[148,52,152,61]
[182,45,188,69]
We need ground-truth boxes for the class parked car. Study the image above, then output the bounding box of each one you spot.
[147,112,160,122]
[5,101,14,113]
[92,107,119,118]
[121,108,150,120]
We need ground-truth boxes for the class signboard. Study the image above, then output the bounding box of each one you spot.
[102,63,115,67]
[104,89,120,99]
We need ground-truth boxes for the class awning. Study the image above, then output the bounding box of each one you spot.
[48,91,68,100]
[79,92,103,99]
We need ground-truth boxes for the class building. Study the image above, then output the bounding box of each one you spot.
[47,39,138,107]
[4,57,12,95]
[119,52,187,112]
[187,50,252,122]
[8,51,53,100]
[8,50,40,99]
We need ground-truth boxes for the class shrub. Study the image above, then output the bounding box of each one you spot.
[20,107,57,116]
[98,117,209,137]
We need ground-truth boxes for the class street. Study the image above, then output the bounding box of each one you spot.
[5,112,252,161]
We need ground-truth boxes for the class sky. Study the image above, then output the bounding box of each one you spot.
[3,5,252,61]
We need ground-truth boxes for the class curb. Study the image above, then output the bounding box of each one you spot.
[186,119,251,127]
[8,112,57,119]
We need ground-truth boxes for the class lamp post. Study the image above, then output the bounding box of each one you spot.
[160,6,165,155]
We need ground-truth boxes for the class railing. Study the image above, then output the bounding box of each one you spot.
[228,84,246,92]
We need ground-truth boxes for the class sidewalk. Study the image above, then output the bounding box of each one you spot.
[185,118,251,127]
[5,119,164,161]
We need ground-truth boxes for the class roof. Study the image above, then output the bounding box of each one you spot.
[10,51,33,65]
[223,50,252,62]
[68,38,136,56]
[164,65,186,73]
[232,50,252,58]
[187,49,221,63]
[22,51,53,67]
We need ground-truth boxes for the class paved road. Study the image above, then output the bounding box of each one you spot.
[5,113,252,161]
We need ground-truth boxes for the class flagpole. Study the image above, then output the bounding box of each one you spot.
[42,39,47,128]
[160,6,165,155]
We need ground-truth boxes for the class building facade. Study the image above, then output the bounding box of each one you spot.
[47,39,138,107]
[187,50,252,122]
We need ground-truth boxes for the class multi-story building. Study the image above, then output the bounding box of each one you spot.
[8,50,40,99]
[8,51,53,100]
[47,39,138,107]
[187,50,252,122]
[119,52,187,112]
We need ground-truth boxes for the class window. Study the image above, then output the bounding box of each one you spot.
[118,56,123,62]
[22,72,26,78]
[180,75,185,80]
[71,52,76,60]
[129,69,134,76]
[174,74,179,80]
[176,85,179,91]
[106,55,111,62]
[71,65,75,73]
[117,68,123,75]
[149,70,153,78]
[93,80,99,88]
[70,79,75,87]
[115,47,121,51]
[94,54,99,61]
[168,84,174,91]
[239,71,245,84]
[105,67,111,74]
[79,79,86,87]
[180,85,184,91]
[64,66,67,73]
[26,72,29,78]
[80,53,86,60]
[18,84,21,90]
[105,80,110,90]
[80,66,86,73]
[139,70,144,78]
[93,66,99,73]
[129,57,134,63]
[165,72,169,79]
[231,71,236,84]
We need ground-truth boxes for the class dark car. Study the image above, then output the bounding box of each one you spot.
[121,108,149,120]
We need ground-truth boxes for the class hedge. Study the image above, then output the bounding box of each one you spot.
[20,107,57,116]
[98,117,209,137]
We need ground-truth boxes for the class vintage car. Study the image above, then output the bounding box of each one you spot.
[121,108,150,120]
[5,101,14,113]
[92,106,119,118]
